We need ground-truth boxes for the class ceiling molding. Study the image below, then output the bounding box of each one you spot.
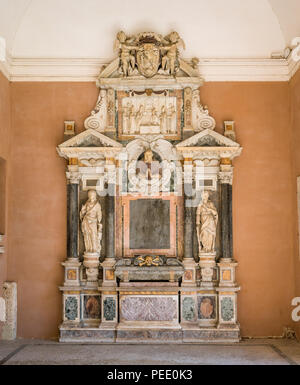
[287,55,300,81]
[0,53,299,82]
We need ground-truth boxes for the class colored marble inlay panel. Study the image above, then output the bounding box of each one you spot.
[121,296,177,321]
[182,297,195,321]
[103,297,116,321]
[83,295,101,319]
[105,269,115,281]
[184,270,193,281]
[198,296,216,320]
[65,297,78,321]
[222,269,231,281]
[220,297,234,322]
[67,269,77,280]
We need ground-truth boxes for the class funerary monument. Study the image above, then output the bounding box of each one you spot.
[57,31,242,343]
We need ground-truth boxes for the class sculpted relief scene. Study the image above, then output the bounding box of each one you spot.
[57,30,242,343]
[121,94,177,136]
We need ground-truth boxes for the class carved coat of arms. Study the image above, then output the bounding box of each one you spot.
[137,43,160,78]
[114,31,185,78]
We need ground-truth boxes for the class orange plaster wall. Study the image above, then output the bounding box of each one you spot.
[1,78,296,339]
[0,71,11,315]
[290,68,300,338]
[8,82,98,339]
[201,82,295,337]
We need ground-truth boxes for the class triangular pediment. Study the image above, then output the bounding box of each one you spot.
[176,129,240,148]
[58,129,123,149]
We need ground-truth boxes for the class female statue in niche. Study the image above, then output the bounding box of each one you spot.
[80,190,102,254]
[196,190,218,253]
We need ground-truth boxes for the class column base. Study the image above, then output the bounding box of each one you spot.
[181,258,198,286]
[101,258,117,287]
[199,252,217,287]
[62,258,81,286]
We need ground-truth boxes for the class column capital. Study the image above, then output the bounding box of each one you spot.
[66,164,81,184]
[218,171,233,185]
[66,171,81,184]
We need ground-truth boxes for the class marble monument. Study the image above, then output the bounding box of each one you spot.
[57,31,242,343]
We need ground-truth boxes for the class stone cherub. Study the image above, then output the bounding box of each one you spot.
[161,31,185,75]
[196,190,218,253]
[80,190,102,254]
[114,31,138,77]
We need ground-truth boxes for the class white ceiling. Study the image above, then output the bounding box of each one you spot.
[0,0,300,59]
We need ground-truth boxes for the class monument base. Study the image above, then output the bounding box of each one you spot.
[59,325,240,344]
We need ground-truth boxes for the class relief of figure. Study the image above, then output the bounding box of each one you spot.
[151,106,159,126]
[160,105,167,134]
[192,89,201,130]
[122,102,131,134]
[167,104,176,133]
[135,105,145,132]
[80,190,102,254]
[162,32,185,75]
[114,31,138,77]
[196,190,218,253]
[129,104,136,134]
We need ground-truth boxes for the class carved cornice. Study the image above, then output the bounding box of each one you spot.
[177,129,240,148]
[57,147,123,160]
[177,147,242,160]
[3,56,296,83]
[97,76,202,91]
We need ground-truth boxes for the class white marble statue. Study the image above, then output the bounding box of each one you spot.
[161,31,185,76]
[80,190,102,254]
[196,190,218,253]
[114,31,138,77]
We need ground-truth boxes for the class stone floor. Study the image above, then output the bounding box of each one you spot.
[0,338,299,365]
